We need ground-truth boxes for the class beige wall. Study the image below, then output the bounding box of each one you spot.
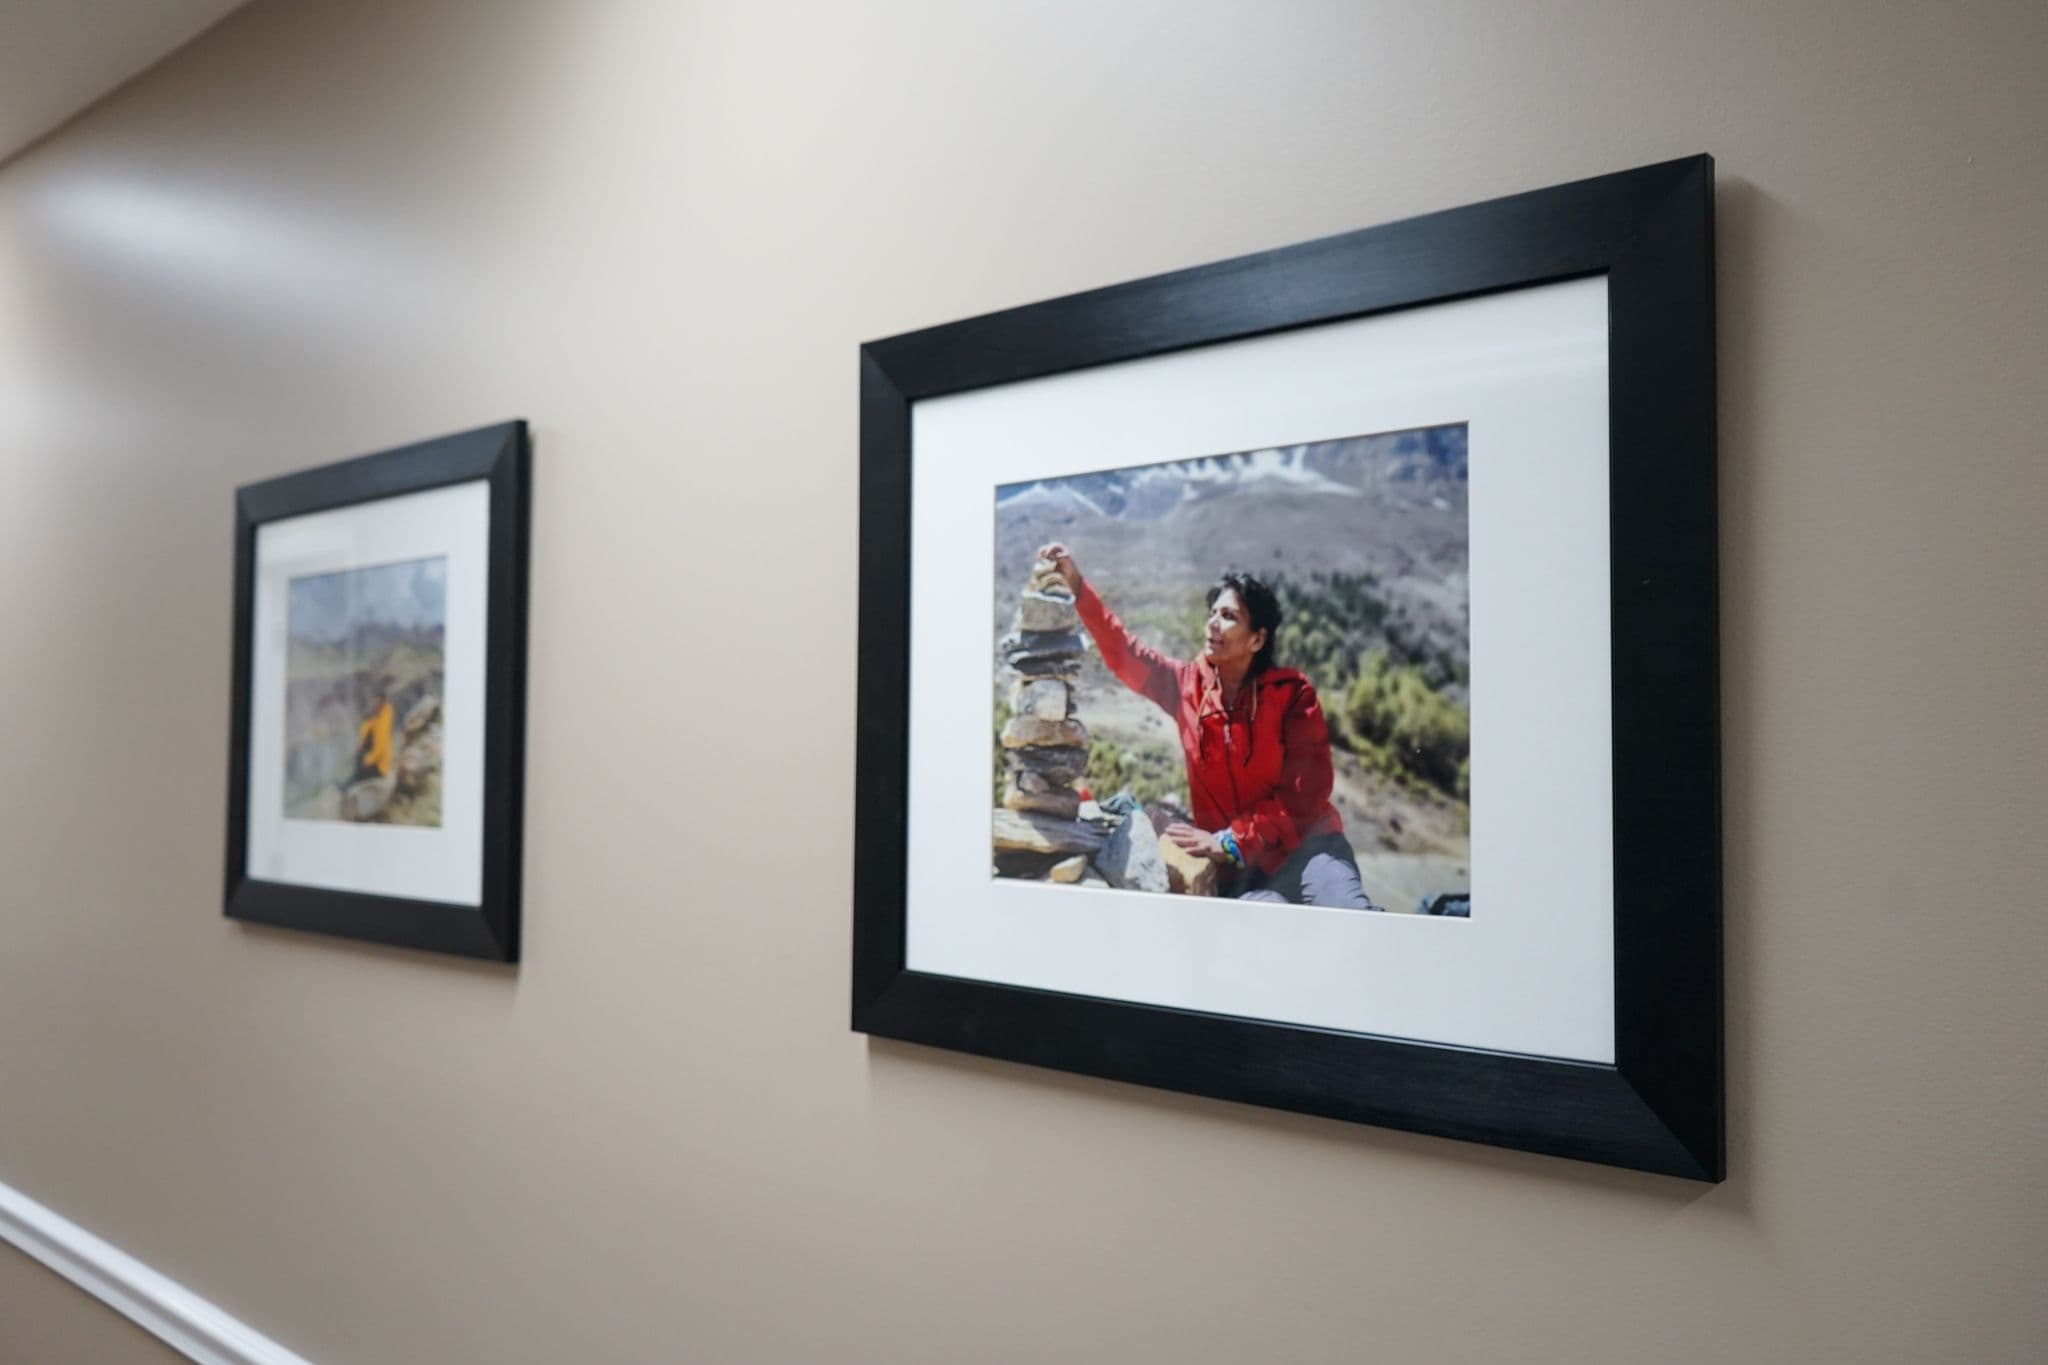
[0,1243,186,1365]
[2,1,2043,1360]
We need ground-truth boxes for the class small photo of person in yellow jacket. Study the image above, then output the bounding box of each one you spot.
[350,686,396,785]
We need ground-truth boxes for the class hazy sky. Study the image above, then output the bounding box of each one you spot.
[289,556,446,642]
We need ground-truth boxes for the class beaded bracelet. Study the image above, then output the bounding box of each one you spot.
[1218,830,1246,868]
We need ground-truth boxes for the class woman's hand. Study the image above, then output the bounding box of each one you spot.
[1036,542,1083,594]
[1164,823,1231,863]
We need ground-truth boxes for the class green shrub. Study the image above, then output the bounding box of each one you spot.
[991,696,1012,804]
[1341,649,1469,795]
[1085,737,1181,807]
[1085,737,1123,795]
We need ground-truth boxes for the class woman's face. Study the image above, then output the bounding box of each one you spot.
[1203,588,1267,673]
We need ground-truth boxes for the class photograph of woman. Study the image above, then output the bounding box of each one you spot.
[1041,544,1378,909]
[989,426,1472,914]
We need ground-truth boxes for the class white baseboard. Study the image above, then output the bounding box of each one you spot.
[0,1176,312,1365]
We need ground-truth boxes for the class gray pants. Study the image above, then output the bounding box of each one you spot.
[1232,832,1380,910]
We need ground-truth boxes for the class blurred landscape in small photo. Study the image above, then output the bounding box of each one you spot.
[283,556,447,827]
[992,426,1469,913]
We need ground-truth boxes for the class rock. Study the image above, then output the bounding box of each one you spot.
[1001,715,1088,750]
[1029,573,1073,594]
[1147,798,1192,833]
[1008,653,1082,681]
[1077,868,1111,887]
[1013,768,1056,795]
[992,808,1106,856]
[1000,629,1087,677]
[400,733,437,775]
[1049,855,1089,883]
[1161,840,1219,896]
[1010,678,1071,721]
[396,729,440,794]
[1016,590,1079,633]
[343,773,396,822]
[402,694,439,735]
[1002,782,1081,819]
[994,849,1066,880]
[1006,746,1088,784]
[1003,628,1085,657]
[1096,810,1169,893]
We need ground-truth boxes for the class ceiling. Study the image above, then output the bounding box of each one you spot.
[0,0,250,166]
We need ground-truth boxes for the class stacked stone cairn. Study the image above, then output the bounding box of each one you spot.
[989,560,1216,895]
[990,560,1105,881]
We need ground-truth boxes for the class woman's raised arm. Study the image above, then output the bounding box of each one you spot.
[1039,542,1183,716]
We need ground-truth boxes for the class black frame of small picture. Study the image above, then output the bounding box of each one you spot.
[224,420,530,962]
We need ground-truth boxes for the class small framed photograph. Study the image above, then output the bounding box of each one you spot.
[853,158,1720,1178]
[224,421,530,961]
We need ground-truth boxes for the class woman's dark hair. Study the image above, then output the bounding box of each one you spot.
[1207,571,1282,674]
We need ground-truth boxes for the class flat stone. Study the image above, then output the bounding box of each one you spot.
[1010,677,1071,721]
[343,773,397,822]
[1008,654,1082,681]
[999,629,1087,676]
[1017,591,1080,633]
[992,808,1106,856]
[1097,810,1169,893]
[1002,783,1081,819]
[994,849,1066,880]
[1049,855,1089,883]
[1029,560,1070,589]
[1004,628,1085,656]
[1006,746,1088,784]
[402,694,439,735]
[1012,768,1057,795]
[1161,839,1218,896]
[1001,715,1088,750]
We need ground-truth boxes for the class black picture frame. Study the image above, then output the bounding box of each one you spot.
[852,157,1720,1180]
[224,420,531,962]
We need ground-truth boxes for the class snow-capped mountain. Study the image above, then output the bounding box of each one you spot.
[992,480,1111,519]
[996,425,1466,523]
[993,423,1469,673]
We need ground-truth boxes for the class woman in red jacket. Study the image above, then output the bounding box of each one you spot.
[1039,543,1379,909]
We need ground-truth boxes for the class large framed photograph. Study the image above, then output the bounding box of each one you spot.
[853,158,1720,1178]
[224,421,530,961]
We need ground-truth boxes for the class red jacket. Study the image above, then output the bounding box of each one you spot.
[1075,580,1344,875]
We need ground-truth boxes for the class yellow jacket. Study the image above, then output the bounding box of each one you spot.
[357,701,396,778]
